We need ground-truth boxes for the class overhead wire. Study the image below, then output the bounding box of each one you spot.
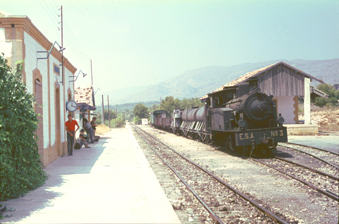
[45,0,89,69]
[40,0,104,90]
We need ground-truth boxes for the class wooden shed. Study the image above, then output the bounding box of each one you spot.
[201,61,325,126]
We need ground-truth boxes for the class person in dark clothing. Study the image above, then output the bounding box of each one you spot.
[83,118,94,143]
[79,129,91,148]
[65,115,79,156]
[91,117,97,139]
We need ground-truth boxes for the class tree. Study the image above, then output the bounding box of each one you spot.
[133,103,148,118]
[314,84,339,107]
[158,96,181,115]
[96,109,116,124]
[180,97,204,109]
[0,54,47,201]
[133,116,141,124]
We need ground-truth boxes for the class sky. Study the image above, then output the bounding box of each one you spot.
[2,0,339,98]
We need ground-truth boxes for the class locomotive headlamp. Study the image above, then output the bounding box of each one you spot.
[277,117,285,124]
[277,113,284,126]
[238,120,246,128]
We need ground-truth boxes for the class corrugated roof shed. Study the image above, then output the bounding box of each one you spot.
[74,86,95,106]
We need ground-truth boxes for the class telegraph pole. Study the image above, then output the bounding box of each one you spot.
[91,60,93,86]
[102,95,104,124]
[60,5,64,85]
[107,95,110,128]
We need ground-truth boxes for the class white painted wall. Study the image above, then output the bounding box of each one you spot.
[24,31,50,148]
[304,78,311,125]
[273,96,295,124]
[0,28,12,57]
[24,31,74,147]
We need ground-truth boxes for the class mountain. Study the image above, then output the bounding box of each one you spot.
[104,59,339,105]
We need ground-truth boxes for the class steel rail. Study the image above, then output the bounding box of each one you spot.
[133,126,224,224]
[134,125,288,224]
[274,156,339,181]
[278,145,338,169]
[326,189,339,198]
[253,158,339,202]
[283,142,339,156]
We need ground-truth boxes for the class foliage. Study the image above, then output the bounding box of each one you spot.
[96,109,116,124]
[106,115,125,128]
[158,96,181,115]
[95,124,110,135]
[0,53,47,201]
[133,103,149,118]
[158,96,204,115]
[180,97,204,109]
[314,84,339,107]
[133,116,141,124]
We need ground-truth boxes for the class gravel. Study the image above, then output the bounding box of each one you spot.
[277,146,339,177]
[134,125,339,224]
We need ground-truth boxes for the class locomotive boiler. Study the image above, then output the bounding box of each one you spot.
[152,78,287,156]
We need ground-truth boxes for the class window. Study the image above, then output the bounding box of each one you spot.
[53,63,60,76]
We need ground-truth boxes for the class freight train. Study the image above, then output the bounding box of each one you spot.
[151,78,287,157]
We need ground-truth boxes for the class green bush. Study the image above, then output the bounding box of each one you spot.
[0,53,47,201]
[314,84,339,107]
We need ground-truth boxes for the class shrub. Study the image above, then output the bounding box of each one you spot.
[95,124,110,135]
[0,54,47,201]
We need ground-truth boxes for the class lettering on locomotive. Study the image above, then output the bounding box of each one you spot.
[239,132,254,140]
[271,130,284,137]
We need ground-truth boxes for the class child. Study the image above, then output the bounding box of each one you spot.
[79,129,91,148]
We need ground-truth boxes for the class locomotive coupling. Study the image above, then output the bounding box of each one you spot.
[260,134,276,148]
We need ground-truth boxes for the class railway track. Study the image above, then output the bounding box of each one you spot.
[252,142,339,202]
[281,142,339,156]
[279,143,339,170]
[252,157,339,201]
[276,145,339,178]
[132,124,291,224]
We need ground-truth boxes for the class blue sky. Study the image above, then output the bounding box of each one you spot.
[2,0,339,96]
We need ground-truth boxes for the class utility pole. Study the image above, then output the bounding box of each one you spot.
[90,60,93,86]
[60,5,64,85]
[102,95,104,125]
[107,95,110,128]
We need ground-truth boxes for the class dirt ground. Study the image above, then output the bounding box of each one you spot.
[299,107,339,135]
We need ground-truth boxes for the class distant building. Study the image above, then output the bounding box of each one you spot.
[142,118,149,125]
[0,13,77,165]
[334,84,339,90]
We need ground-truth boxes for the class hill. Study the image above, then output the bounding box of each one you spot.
[101,58,339,105]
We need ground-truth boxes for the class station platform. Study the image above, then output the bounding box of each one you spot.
[284,124,318,135]
[287,135,339,153]
[1,125,180,223]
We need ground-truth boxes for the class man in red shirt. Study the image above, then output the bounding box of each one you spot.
[65,115,79,156]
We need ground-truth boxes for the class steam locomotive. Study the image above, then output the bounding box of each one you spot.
[151,78,287,156]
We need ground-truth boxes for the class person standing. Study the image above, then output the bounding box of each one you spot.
[91,117,97,140]
[83,118,94,143]
[65,115,79,156]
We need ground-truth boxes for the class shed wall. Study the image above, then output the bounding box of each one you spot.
[258,64,304,97]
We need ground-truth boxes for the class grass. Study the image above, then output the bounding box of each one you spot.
[95,124,111,135]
